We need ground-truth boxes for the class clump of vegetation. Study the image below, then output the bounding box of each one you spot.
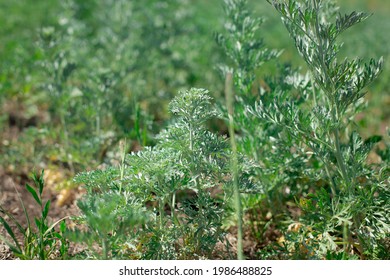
[252,0,389,259]
[69,88,258,259]
[0,171,68,259]
[0,0,388,260]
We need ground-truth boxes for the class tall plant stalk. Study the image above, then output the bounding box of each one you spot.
[225,72,243,260]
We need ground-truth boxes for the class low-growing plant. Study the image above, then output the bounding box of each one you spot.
[1,0,388,261]
[0,170,69,259]
[66,189,148,260]
[30,0,226,175]
[71,88,259,259]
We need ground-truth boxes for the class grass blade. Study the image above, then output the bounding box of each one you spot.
[0,216,22,252]
[25,183,41,205]
[38,170,45,195]
[0,205,26,236]
[0,234,23,257]
[13,183,32,231]
[44,216,69,236]
[43,200,51,220]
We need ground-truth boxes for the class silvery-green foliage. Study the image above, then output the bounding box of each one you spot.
[216,0,281,95]
[37,0,220,172]
[72,88,258,259]
[216,0,312,218]
[69,191,148,259]
[258,0,388,259]
[267,0,383,118]
[264,0,383,190]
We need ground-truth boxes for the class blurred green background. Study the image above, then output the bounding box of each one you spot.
[0,0,389,176]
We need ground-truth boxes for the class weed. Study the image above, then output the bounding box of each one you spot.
[216,0,312,252]
[252,0,389,258]
[0,170,69,259]
[70,88,258,259]
[1,0,388,261]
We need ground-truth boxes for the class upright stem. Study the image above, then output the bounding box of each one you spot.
[159,199,164,230]
[225,72,244,260]
[333,128,350,190]
[102,238,108,260]
[119,139,127,193]
[96,113,101,139]
[323,161,337,197]
[189,123,194,158]
[312,0,350,191]
[171,192,176,220]
[60,111,74,174]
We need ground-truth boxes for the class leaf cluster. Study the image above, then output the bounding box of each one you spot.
[254,0,389,259]
[70,88,258,259]
[0,171,68,259]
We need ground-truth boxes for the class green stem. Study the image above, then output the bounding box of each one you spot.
[171,192,176,221]
[159,199,164,230]
[334,128,350,190]
[96,113,101,139]
[119,139,126,193]
[225,72,244,260]
[40,202,45,260]
[60,111,74,174]
[323,161,337,197]
[312,0,350,192]
[189,123,194,160]
[102,238,108,260]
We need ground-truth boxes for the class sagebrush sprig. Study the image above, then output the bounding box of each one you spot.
[256,0,388,259]
[72,88,258,259]
[2,0,388,261]
[266,0,383,192]
[216,0,315,258]
[216,0,281,96]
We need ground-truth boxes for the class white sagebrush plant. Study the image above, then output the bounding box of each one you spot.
[71,88,259,259]
[250,0,389,259]
[216,0,321,257]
